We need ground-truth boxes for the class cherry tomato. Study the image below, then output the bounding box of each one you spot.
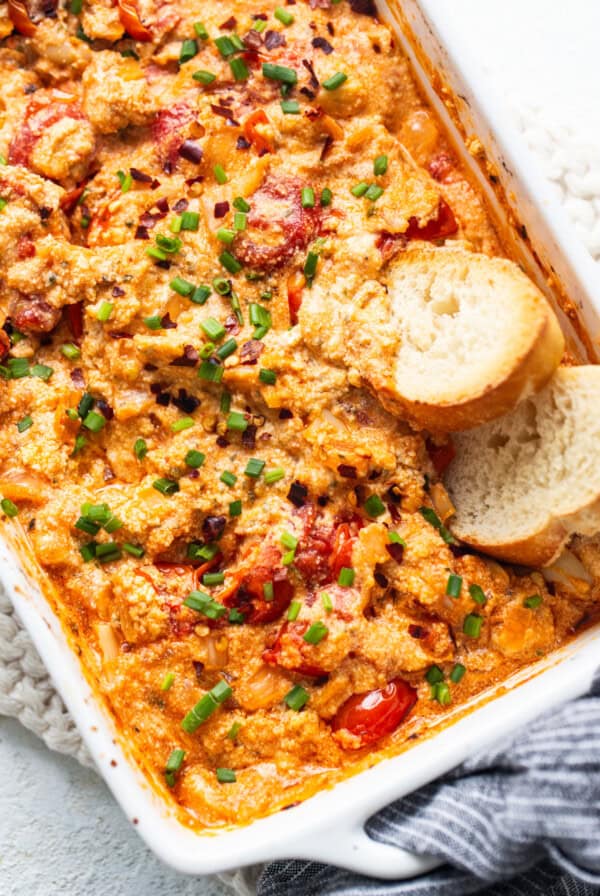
[405,198,458,242]
[332,678,417,747]
[7,0,37,37]
[117,0,153,42]
[224,544,293,624]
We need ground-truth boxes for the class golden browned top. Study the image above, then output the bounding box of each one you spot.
[0,0,596,829]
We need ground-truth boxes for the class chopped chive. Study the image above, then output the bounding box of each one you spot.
[322,72,347,90]
[1,498,18,518]
[116,169,132,193]
[123,542,145,558]
[227,411,248,432]
[419,506,456,544]
[425,665,444,685]
[220,391,232,413]
[260,289,272,301]
[249,303,272,330]
[303,250,319,281]
[96,301,114,322]
[388,531,406,546]
[155,234,182,254]
[274,6,294,25]
[303,620,328,645]
[364,494,386,517]
[263,581,274,601]
[61,343,81,360]
[229,292,243,324]
[82,411,106,432]
[373,154,389,176]
[259,368,277,385]
[523,594,543,609]
[165,748,185,787]
[7,358,29,378]
[217,228,236,244]
[253,18,267,33]
[79,542,96,562]
[191,285,211,304]
[201,317,226,341]
[262,62,298,85]
[200,342,215,359]
[181,211,200,231]
[219,250,242,274]
[433,681,452,706]
[185,449,205,468]
[170,215,182,233]
[450,663,466,684]
[282,549,295,566]
[320,187,333,207]
[233,211,247,231]
[146,246,167,262]
[301,187,315,208]
[170,276,194,297]
[338,567,355,587]
[203,572,225,586]
[284,684,309,711]
[216,767,236,783]
[70,0,83,13]
[134,438,147,460]
[197,359,224,382]
[463,613,483,638]
[193,70,216,85]
[180,39,198,64]
[229,499,242,517]
[287,600,301,621]
[194,22,209,39]
[281,99,300,114]
[365,183,384,201]
[469,584,486,605]
[161,672,175,691]
[351,181,369,197]
[30,364,53,381]
[214,164,228,184]
[181,679,232,732]
[227,721,241,740]
[189,542,219,562]
[280,531,298,550]
[153,478,180,496]
[214,35,236,56]
[321,592,333,613]
[233,196,250,213]
[171,417,194,432]
[143,315,163,330]
[230,57,249,81]
[220,470,237,487]
[77,393,94,418]
[95,542,122,563]
[264,467,285,485]
[103,514,123,534]
[184,590,227,620]
[244,457,265,478]
[446,573,462,598]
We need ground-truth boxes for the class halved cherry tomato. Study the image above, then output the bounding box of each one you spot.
[332,678,417,747]
[263,621,328,677]
[426,437,455,477]
[117,0,153,42]
[8,0,37,37]
[223,544,293,624]
[243,109,274,155]
[405,198,458,242]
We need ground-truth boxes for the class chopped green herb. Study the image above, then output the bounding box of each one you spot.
[143,315,163,330]
[373,154,389,176]
[171,417,194,433]
[134,438,148,460]
[203,572,225,586]
[263,581,274,601]
[301,187,315,209]
[123,542,145,558]
[227,722,241,740]
[244,457,265,478]
[227,411,248,432]
[433,681,452,706]
[228,608,245,624]
[323,72,347,90]
[264,467,285,485]
[197,359,224,382]
[281,99,300,114]
[180,211,200,231]
[338,567,355,587]
[259,368,277,385]
[523,594,543,609]
[30,364,53,381]
[351,181,369,198]
[230,57,249,81]
[233,211,247,231]
[262,62,298,85]
[229,499,242,517]
[79,542,96,562]
[184,590,227,620]
[280,531,298,551]
[274,6,294,25]
[220,470,237,487]
[181,679,232,732]
[446,573,463,598]
[216,767,236,783]
[201,317,226,341]
[469,584,486,605]
[61,343,81,361]
[194,22,209,39]
[116,169,132,193]
[165,748,185,787]
[1,498,18,518]
[219,250,242,274]
[284,684,309,711]
[95,542,122,564]
[161,672,175,692]
[419,506,456,544]
[365,183,384,201]
[214,164,228,184]
[287,600,301,621]
[450,663,466,684]
[463,613,483,638]
[180,39,198,64]
[185,449,205,468]
[83,411,106,432]
[320,187,333,207]
[233,196,250,213]
[303,620,328,645]
[364,494,386,517]
[217,228,236,244]
[193,69,217,85]
[425,665,445,685]
[95,300,113,323]
[214,35,236,57]
[191,284,211,304]
[153,478,180,496]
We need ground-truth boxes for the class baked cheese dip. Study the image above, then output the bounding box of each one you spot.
[0,0,596,829]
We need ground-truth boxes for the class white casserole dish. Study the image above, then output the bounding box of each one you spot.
[3,0,600,881]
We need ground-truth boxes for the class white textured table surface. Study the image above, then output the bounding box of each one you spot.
[2,2,599,894]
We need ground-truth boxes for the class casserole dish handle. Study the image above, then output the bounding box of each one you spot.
[292,821,442,879]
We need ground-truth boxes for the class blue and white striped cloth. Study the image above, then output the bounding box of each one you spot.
[257,677,600,896]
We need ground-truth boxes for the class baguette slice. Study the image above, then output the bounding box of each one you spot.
[369,246,564,431]
[445,366,600,566]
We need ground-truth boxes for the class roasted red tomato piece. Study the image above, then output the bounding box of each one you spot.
[9,101,87,169]
[263,621,328,678]
[117,0,153,42]
[405,198,458,241]
[426,437,456,477]
[152,102,196,173]
[332,678,418,747]
[235,175,322,271]
[330,514,364,581]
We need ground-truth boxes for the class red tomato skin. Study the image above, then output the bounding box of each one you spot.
[332,679,417,747]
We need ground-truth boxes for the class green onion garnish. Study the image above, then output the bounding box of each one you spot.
[116,170,132,193]
[194,22,209,39]
[244,458,265,478]
[214,35,236,57]
[198,359,224,382]
[523,594,543,609]
[155,234,182,254]
[263,581,274,601]
[259,368,276,385]
[351,182,369,197]
[1,498,18,518]
[143,315,163,330]
[153,478,180,496]
[219,250,242,274]
[233,211,247,231]
[214,164,228,184]
[433,681,451,706]
[364,494,386,517]
[338,567,355,587]
[365,184,384,202]
[320,187,333,207]
[220,470,237,487]
[30,364,53,381]
[373,154,388,176]
[203,572,225,586]
[216,767,236,783]
[262,63,298,85]
[217,228,236,244]
[79,542,96,562]
[83,411,106,432]
[227,722,241,740]
[229,499,242,517]
[233,196,250,212]
[287,600,301,621]
[227,411,248,432]
[321,592,333,613]
[469,584,486,605]
[170,215,182,233]
[134,438,147,460]
[165,748,185,787]
[450,663,466,684]
[419,506,456,544]
[249,303,272,331]
[180,39,198,64]
[303,621,328,645]
[184,590,227,620]
[388,531,406,546]
[230,57,249,81]
[280,531,298,551]
[181,679,232,732]
[185,449,205,468]
[170,276,194,297]
[191,285,211,304]
[96,301,113,322]
[284,684,309,711]
[95,542,122,564]
[301,187,315,209]
[220,391,231,413]
[322,72,347,90]
[463,613,483,638]
[446,573,462,598]
[264,467,285,485]
[193,70,217,85]
[123,542,144,558]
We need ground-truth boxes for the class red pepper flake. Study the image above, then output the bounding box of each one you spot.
[112,286,125,297]
[160,312,177,330]
[130,167,153,183]
[173,198,189,213]
[220,15,237,29]
[337,464,357,479]
[312,36,333,54]
[408,624,426,639]
[170,345,199,367]
[239,339,263,365]
[178,140,203,164]
[236,136,251,150]
[134,225,149,240]
[264,30,286,50]
[214,201,230,219]
[108,330,133,340]
[385,542,404,563]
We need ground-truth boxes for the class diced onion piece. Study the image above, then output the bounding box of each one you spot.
[429,482,455,524]
[0,471,49,503]
[97,623,120,662]
[240,664,289,711]
[542,548,593,596]
[194,632,229,670]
